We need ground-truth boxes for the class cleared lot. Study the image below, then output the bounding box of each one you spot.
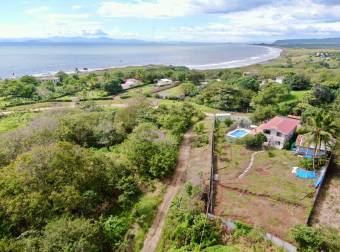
[214,144,315,242]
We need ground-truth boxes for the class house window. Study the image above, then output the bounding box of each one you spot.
[264,129,271,134]
[277,132,282,137]
[275,141,281,146]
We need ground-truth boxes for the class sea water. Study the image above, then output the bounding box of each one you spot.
[0,43,281,78]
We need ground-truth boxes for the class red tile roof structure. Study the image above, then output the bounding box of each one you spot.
[256,116,301,135]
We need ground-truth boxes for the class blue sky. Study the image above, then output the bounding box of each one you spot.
[1,0,340,42]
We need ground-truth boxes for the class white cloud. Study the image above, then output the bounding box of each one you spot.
[163,0,340,42]
[97,0,194,18]
[72,5,82,10]
[97,0,276,18]
[25,6,49,15]
[3,0,340,41]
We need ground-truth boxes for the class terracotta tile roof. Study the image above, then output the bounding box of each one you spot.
[256,116,301,135]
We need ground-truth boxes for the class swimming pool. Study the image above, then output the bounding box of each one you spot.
[227,128,250,138]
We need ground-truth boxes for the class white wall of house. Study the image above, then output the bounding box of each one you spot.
[262,129,292,149]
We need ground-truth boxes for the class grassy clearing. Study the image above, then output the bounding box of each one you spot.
[280,90,310,105]
[119,84,155,98]
[0,112,35,133]
[157,99,226,114]
[187,117,214,186]
[215,143,315,242]
[216,143,254,179]
[239,150,314,205]
[5,101,72,111]
[158,84,185,97]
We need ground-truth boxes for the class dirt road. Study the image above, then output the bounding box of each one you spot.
[140,130,192,252]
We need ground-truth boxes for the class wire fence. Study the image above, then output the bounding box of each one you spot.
[207,115,216,214]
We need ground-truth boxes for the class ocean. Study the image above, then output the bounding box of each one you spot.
[0,43,281,79]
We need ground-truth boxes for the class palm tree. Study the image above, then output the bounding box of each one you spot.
[305,110,337,170]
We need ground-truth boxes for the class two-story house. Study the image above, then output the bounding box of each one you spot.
[255,116,301,149]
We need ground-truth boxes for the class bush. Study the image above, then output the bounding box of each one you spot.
[159,186,222,251]
[224,118,234,127]
[283,73,310,90]
[291,225,325,252]
[133,195,162,230]
[299,157,327,171]
[120,95,131,99]
[267,150,275,158]
[0,142,127,232]
[192,134,209,148]
[103,215,132,248]
[243,133,267,149]
[299,158,314,170]
[232,221,253,238]
[42,217,108,252]
[194,122,205,135]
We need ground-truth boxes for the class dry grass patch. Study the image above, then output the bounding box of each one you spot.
[214,144,316,242]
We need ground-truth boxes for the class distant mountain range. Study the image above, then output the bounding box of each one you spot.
[0,37,158,45]
[0,37,217,46]
[270,38,340,48]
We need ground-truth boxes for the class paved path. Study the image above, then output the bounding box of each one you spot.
[141,130,192,252]
[239,151,264,178]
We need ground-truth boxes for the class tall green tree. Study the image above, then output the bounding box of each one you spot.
[304,110,337,170]
[283,73,310,90]
[102,79,122,95]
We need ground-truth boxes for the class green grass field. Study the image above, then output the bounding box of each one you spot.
[0,112,35,133]
[157,99,226,113]
[279,90,310,106]
[158,84,185,97]
[121,84,155,97]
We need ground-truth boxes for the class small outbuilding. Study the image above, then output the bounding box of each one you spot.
[37,76,59,85]
[122,78,141,90]
[156,78,173,87]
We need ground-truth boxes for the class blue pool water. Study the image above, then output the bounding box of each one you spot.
[228,129,249,138]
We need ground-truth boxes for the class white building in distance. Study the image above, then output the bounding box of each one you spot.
[157,78,173,87]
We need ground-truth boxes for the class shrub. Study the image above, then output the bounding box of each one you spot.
[243,133,267,149]
[103,215,132,247]
[267,150,275,158]
[224,118,234,127]
[299,157,327,170]
[194,122,205,135]
[133,195,162,230]
[291,225,325,252]
[299,158,314,170]
[232,221,253,238]
[192,134,209,148]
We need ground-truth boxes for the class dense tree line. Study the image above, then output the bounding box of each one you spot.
[0,66,207,108]
[0,100,202,251]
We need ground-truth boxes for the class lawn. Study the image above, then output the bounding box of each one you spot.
[157,84,185,98]
[121,84,155,97]
[0,112,35,133]
[157,99,226,114]
[56,90,110,101]
[214,143,316,242]
[279,90,310,106]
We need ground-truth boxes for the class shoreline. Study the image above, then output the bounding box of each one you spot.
[6,45,282,79]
